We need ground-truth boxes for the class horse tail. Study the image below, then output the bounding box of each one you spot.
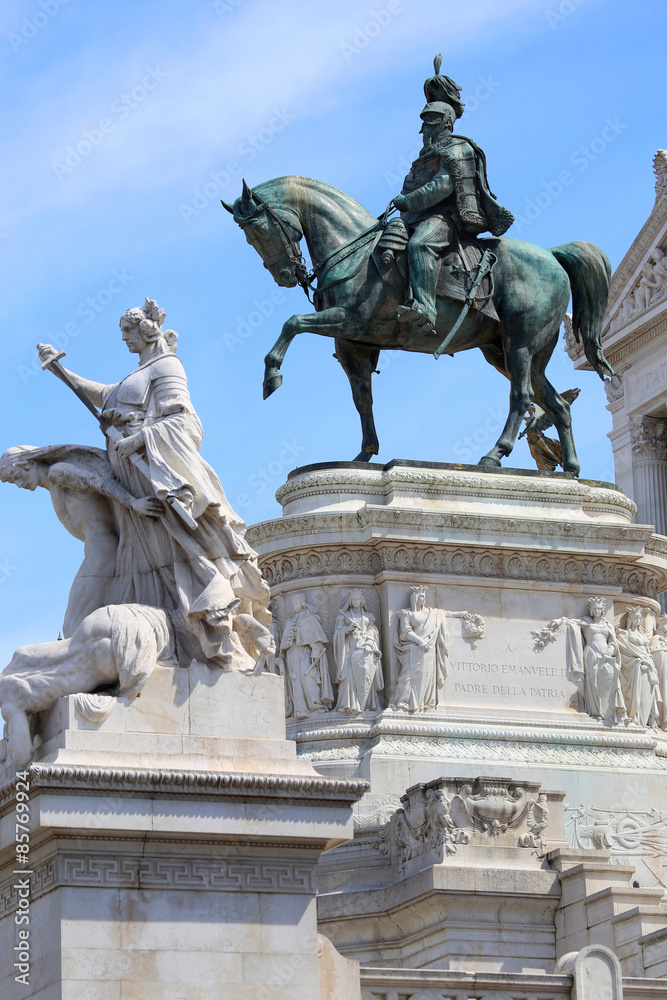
[550,241,614,378]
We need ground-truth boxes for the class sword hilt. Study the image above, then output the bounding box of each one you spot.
[40,349,66,370]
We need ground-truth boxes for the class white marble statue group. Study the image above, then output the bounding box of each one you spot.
[264,584,485,721]
[536,597,667,730]
[0,299,274,767]
[2,300,666,767]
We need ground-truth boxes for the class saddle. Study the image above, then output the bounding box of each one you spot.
[372,218,499,323]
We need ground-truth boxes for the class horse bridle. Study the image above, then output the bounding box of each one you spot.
[238,191,397,303]
[237,191,314,301]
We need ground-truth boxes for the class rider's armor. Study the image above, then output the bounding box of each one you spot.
[397,131,513,332]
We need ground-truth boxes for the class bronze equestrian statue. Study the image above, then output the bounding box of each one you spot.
[222,57,613,475]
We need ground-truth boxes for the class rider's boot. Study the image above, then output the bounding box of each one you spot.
[397,239,440,336]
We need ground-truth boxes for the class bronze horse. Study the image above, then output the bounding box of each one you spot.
[224,176,613,474]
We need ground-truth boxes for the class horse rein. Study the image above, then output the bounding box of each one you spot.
[238,191,398,302]
[238,191,314,301]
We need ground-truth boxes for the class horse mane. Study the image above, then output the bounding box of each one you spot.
[252,175,378,229]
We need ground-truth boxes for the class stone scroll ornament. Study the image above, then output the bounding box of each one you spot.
[389,585,485,713]
[278,594,333,719]
[0,299,274,769]
[333,590,383,715]
[532,597,627,725]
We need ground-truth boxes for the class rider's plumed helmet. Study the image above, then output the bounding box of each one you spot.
[423,53,464,120]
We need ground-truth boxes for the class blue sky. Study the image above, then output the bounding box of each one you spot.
[0,0,664,661]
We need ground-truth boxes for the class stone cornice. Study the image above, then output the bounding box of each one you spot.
[249,506,643,554]
[595,311,667,374]
[274,466,627,511]
[288,716,661,752]
[360,969,573,994]
[255,539,666,599]
[0,764,368,813]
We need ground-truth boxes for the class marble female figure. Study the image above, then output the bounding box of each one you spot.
[37,299,270,670]
[333,590,383,714]
[617,607,662,727]
[650,614,667,730]
[279,594,333,718]
[555,597,626,723]
[391,586,469,713]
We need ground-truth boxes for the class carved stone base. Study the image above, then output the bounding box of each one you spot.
[0,667,366,999]
[248,461,667,884]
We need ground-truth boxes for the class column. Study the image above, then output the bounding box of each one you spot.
[632,415,667,611]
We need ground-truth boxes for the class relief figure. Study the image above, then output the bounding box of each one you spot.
[333,590,383,714]
[617,607,662,727]
[279,594,333,719]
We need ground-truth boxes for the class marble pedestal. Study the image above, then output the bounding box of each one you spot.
[247,461,667,886]
[0,666,367,999]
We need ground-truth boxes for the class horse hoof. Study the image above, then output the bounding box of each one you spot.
[563,465,580,477]
[263,372,283,399]
[352,450,375,463]
[478,456,502,468]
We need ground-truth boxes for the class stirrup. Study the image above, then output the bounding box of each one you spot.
[397,302,436,336]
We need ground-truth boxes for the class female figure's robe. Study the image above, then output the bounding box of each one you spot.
[650,628,667,730]
[101,351,269,668]
[616,624,662,727]
[563,616,625,722]
[333,609,382,713]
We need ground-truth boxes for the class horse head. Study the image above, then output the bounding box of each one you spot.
[223,179,304,288]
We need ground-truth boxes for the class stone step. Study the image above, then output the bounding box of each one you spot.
[585,885,667,923]
[641,925,667,979]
